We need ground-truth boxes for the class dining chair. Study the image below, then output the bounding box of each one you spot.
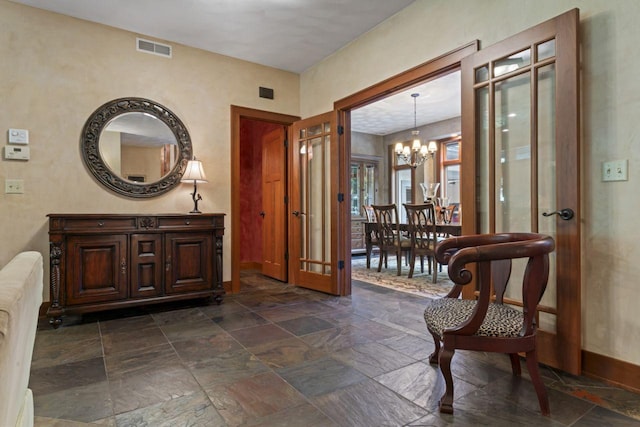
[371,204,411,276]
[403,203,439,282]
[362,205,380,269]
[423,232,555,416]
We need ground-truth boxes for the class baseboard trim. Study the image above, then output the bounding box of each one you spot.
[582,350,640,393]
[239,261,261,270]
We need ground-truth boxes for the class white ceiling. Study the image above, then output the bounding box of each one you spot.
[11,0,460,135]
[351,71,461,136]
[10,0,415,73]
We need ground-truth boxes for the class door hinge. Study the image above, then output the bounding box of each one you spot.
[284,195,288,204]
[337,193,344,202]
[338,260,345,269]
[285,251,289,261]
[284,136,288,148]
[338,125,344,135]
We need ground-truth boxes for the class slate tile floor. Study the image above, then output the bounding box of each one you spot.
[31,271,640,426]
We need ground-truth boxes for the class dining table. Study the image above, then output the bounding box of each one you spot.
[363,221,462,268]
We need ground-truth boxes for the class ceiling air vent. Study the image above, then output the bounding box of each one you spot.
[136,38,172,58]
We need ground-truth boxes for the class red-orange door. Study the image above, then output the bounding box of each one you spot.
[261,126,287,281]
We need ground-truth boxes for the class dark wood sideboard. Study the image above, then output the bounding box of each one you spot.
[47,213,225,327]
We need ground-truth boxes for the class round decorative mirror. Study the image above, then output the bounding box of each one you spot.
[81,97,192,198]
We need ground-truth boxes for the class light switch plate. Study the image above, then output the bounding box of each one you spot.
[5,179,24,194]
[602,159,628,182]
[8,129,29,144]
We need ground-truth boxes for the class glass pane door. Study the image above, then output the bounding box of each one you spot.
[291,112,337,294]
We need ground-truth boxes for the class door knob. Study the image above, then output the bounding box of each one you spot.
[542,208,574,220]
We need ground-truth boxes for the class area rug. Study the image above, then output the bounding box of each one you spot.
[351,255,454,299]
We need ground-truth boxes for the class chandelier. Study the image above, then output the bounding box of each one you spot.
[394,93,437,168]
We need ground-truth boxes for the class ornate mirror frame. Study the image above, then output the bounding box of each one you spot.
[81,97,192,198]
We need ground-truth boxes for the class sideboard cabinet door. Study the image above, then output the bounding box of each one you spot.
[165,232,213,294]
[66,234,128,305]
[130,234,163,298]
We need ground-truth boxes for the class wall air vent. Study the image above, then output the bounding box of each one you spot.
[136,38,172,58]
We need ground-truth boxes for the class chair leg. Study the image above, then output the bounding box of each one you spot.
[428,332,440,365]
[431,256,438,284]
[408,251,415,278]
[366,247,371,269]
[396,250,402,276]
[438,346,455,414]
[509,353,522,376]
[377,250,384,272]
[525,349,550,416]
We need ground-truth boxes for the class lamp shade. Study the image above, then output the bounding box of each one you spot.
[181,159,207,182]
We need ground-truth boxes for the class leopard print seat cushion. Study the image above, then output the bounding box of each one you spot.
[424,298,523,339]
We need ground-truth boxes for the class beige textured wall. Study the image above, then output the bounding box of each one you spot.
[0,1,299,289]
[302,0,640,364]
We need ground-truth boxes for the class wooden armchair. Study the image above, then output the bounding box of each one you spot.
[403,203,438,281]
[423,233,555,416]
[371,204,411,276]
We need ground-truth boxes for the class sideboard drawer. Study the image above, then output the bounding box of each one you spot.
[157,216,216,229]
[52,216,138,232]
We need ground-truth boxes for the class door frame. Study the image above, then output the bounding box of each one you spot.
[335,41,480,295]
[230,106,300,294]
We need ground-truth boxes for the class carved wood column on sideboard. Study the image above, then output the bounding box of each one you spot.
[47,213,225,328]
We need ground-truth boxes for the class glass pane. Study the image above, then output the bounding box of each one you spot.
[445,142,459,161]
[494,71,531,233]
[444,164,460,204]
[350,164,360,216]
[299,140,307,269]
[308,124,322,136]
[494,48,531,77]
[444,164,461,223]
[395,168,412,223]
[363,164,376,206]
[537,39,556,61]
[475,65,489,83]
[537,63,557,329]
[324,135,331,271]
[477,86,490,233]
[308,136,323,272]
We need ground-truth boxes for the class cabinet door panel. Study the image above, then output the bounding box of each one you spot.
[131,234,162,298]
[165,233,213,294]
[66,235,128,304]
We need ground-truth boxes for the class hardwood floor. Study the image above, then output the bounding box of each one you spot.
[30,271,640,426]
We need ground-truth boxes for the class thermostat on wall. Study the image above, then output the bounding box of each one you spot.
[4,145,30,160]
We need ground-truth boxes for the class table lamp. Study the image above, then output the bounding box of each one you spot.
[181,158,207,213]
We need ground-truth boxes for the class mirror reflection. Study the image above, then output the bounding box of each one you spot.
[80,97,192,198]
[100,112,179,183]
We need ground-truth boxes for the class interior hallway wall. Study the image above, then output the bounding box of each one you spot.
[0,1,299,292]
[301,0,640,366]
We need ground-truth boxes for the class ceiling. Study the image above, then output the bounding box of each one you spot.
[11,0,460,135]
[10,0,415,73]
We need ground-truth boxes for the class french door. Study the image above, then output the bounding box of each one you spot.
[289,111,343,294]
[461,9,581,374]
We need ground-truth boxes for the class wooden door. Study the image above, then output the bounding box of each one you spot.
[290,111,342,294]
[164,232,212,294]
[130,233,162,298]
[66,234,128,304]
[261,126,287,281]
[461,9,580,374]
